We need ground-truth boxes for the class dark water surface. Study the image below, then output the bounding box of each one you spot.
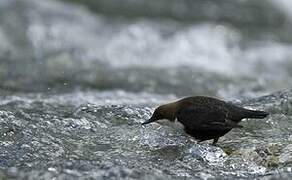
[1,0,292,179]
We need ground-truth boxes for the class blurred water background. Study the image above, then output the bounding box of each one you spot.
[1,0,292,179]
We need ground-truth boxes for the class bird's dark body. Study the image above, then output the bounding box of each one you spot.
[142,96,269,144]
[185,128,230,142]
[175,97,246,143]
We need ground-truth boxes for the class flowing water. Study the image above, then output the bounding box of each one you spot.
[1,0,292,179]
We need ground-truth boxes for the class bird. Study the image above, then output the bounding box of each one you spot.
[142,96,269,145]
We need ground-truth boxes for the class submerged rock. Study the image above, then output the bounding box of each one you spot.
[0,89,291,179]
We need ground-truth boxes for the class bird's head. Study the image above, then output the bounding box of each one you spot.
[142,103,177,125]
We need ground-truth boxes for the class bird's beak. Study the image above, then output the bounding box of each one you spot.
[142,117,156,125]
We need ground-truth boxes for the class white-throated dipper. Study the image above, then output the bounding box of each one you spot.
[142,96,269,145]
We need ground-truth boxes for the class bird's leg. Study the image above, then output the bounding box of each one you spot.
[212,137,219,145]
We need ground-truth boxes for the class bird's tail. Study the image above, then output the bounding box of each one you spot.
[245,109,269,119]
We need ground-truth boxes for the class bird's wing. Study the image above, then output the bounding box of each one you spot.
[176,106,242,130]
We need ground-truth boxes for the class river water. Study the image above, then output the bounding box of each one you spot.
[1,0,292,179]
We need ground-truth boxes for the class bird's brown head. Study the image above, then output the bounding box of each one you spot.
[142,102,177,125]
